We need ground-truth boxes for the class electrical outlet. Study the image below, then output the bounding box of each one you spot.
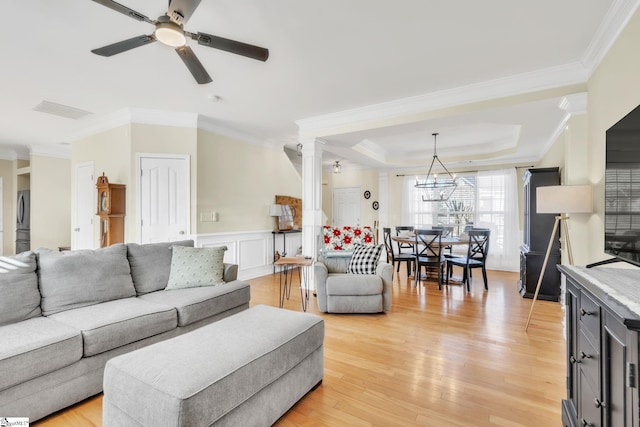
[200,211,214,222]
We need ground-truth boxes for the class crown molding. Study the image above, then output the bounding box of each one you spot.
[65,108,267,147]
[581,0,640,75]
[197,115,264,146]
[30,143,71,159]
[559,92,588,115]
[296,62,588,136]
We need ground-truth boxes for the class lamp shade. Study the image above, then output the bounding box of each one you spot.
[269,204,283,217]
[536,185,593,214]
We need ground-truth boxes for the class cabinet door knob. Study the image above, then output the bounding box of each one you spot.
[581,419,593,427]
[580,351,592,360]
[594,398,605,408]
[580,308,593,316]
[570,355,581,364]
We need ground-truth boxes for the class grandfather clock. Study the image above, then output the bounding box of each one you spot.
[96,173,125,248]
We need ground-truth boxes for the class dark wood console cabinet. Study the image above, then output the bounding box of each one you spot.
[519,167,561,301]
[559,265,640,427]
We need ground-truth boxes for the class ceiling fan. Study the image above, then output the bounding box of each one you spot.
[90,0,269,84]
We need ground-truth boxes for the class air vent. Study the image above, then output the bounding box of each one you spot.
[33,101,92,120]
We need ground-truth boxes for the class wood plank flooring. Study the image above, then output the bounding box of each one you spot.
[35,265,565,426]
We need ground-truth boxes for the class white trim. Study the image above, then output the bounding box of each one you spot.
[136,153,191,244]
[581,0,640,75]
[195,230,303,282]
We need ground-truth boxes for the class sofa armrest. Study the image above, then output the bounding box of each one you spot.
[223,263,238,282]
[313,261,329,312]
[376,262,393,312]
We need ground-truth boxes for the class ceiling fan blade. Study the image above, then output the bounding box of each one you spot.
[191,32,269,62]
[176,46,212,84]
[91,35,156,57]
[167,0,202,25]
[91,0,156,24]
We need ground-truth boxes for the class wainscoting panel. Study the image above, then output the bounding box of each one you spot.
[195,230,274,280]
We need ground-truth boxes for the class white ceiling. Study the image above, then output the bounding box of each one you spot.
[1,0,637,171]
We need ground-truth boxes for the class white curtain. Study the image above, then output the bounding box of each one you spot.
[475,168,519,272]
[401,175,438,227]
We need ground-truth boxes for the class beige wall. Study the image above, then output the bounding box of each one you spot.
[29,155,71,250]
[196,129,300,233]
[586,6,640,266]
[73,125,132,244]
[322,168,379,227]
[71,123,301,242]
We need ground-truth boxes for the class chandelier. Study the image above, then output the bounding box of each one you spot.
[414,133,458,201]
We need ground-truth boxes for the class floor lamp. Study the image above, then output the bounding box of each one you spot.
[525,184,592,331]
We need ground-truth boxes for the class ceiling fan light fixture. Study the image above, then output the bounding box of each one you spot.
[155,21,186,47]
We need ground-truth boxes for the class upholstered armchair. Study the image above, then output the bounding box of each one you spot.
[314,253,393,314]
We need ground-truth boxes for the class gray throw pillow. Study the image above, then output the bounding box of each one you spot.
[166,245,227,290]
[0,252,41,326]
[127,240,194,295]
[37,244,136,316]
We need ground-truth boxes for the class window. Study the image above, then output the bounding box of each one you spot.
[402,168,519,271]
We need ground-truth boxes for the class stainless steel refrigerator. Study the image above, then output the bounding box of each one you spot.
[16,190,30,253]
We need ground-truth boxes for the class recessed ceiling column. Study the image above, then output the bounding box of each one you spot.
[300,138,324,282]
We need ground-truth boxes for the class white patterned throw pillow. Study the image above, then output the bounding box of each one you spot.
[166,245,227,290]
[347,244,383,275]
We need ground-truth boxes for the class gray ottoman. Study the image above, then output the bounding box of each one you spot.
[102,304,324,427]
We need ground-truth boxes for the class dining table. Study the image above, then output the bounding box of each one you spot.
[390,234,468,282]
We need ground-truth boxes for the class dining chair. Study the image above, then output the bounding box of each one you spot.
[383,227,414,275]
[446,229,490,291]
[414,228,445,289]
[395,226,415,254]
[432,225,454,256]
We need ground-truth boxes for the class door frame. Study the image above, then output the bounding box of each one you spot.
[332,186,362,227]
[73,161,94,250]
[136,153,191,244]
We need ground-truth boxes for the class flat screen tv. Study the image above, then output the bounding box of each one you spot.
[601,103,640,267]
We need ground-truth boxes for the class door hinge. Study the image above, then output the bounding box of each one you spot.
[627,362,636,388]
[141,219,144,226]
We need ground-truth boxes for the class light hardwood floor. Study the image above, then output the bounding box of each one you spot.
[35,265,565,427]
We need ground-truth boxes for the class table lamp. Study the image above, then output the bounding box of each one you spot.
[525,184,592,331]
[269,204,283,231]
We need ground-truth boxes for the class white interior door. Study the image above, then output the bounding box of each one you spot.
[332,187,361,227]
[73,162,94,249]
[139,155,190,244]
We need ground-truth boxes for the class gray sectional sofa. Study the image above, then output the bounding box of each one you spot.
[0,240,251,422]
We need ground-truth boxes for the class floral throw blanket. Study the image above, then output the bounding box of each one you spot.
[322,226,375,253]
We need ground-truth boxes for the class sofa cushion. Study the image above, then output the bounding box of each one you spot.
[48,297,177,357]
[139,280,251,326]
[37,244,136,316]
[326,274,383,295]
[127,240,194,295]
[166,245,227,290]
[0,252,41,326]
[347,244,384,275]
[0,317,82,392]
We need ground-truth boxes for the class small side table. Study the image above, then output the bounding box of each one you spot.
[273,257,313,312]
